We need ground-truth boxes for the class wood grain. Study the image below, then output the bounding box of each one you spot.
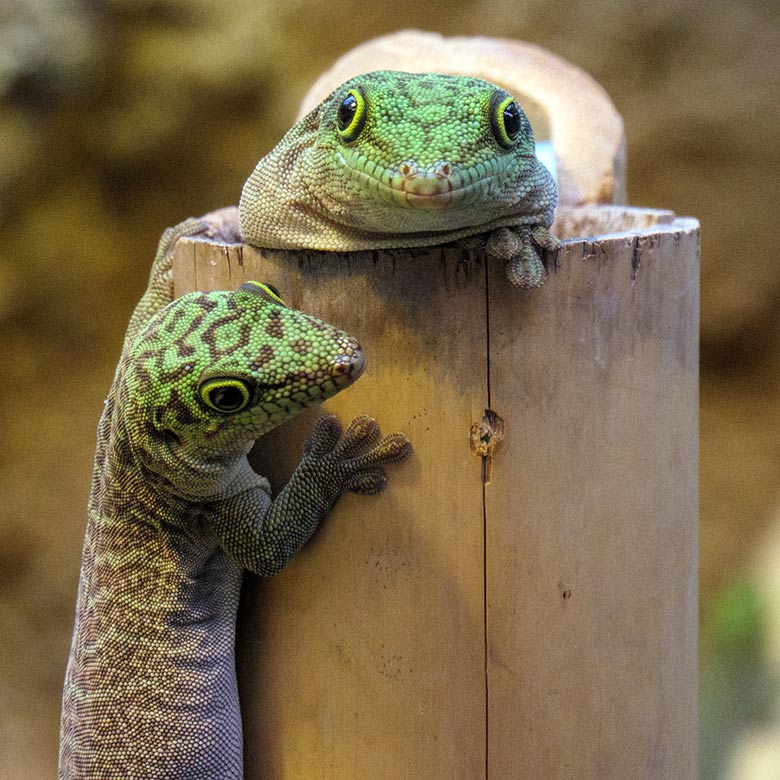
[486,219,699,780]
[172,207,698,780]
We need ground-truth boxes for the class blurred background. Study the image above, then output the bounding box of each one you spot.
[0,1,778,777]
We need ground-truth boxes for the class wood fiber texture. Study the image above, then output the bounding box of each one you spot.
[172,206,698,780]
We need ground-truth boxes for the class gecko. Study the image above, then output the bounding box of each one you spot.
[58,212,412,779]
[239,70,560,288]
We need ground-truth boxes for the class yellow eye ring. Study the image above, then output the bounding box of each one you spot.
[336,88,367,142]
[490,91,523,149]
[238,281,287,307]
[199,378,253,414]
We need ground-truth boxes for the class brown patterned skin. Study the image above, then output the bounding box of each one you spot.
[58,212,411,779]
[239,70,560,288]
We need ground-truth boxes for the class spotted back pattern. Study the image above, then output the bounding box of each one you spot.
[58,280,369,779]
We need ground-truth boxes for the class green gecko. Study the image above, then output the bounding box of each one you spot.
[58,213,411,779]
[239,70,560,288]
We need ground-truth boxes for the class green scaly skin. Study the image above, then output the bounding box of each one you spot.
[58,212,411,779]
[239,70,560,288]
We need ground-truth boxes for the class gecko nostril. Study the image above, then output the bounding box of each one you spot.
[435,162,451,178]
[399,161,418,179]
[350,348,366,380]
[331,347,366,384]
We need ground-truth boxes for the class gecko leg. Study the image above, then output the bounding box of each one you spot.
[485,225,561,289]
[209,414,412,576]
[124,207,242,350]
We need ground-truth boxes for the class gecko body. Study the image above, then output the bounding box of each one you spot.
[239,70,559,287]
[59,217,411,779]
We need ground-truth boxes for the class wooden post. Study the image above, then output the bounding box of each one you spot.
[172,206,698,780]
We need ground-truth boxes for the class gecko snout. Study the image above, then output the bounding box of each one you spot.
[350,347,366,380]
[331,343,366,385]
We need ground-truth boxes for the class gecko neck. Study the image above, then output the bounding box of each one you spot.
[60,405,246,779]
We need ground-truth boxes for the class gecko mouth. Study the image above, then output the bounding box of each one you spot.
[337,150,513,211]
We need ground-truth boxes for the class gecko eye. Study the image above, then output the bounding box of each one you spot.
[199,378,253,413]
[490,91,523,149]
[336,88,367,142]
[238,281,287,307]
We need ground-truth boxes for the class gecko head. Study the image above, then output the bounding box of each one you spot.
[121,282,364,469]
[310,70,543,231]
[239,70,557,251]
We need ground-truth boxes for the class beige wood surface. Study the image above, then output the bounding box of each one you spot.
[485,219,699,779]
[175,242,489,780]
[172,206,698,780]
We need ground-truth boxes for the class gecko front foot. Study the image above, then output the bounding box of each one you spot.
[486,226,561,289]
[303,414,412,497]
